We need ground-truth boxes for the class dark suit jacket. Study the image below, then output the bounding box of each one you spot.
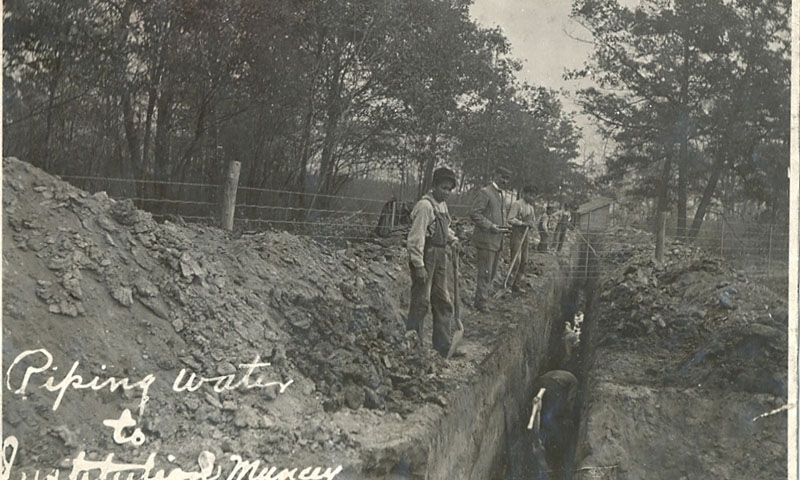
[470,184,506,251]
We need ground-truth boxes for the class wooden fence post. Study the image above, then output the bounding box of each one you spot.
[767,224,774,272]
[220,160,241,231]
[720,221,725,257]
[655,210,667,262]
[390,200,396,230]
[584,211,592,278]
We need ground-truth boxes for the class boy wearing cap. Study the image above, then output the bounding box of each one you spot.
[554,202,576,253]
[537,204,556,253]
[406,167,460,357]
[470,166,512,312]
[507,184,537,293]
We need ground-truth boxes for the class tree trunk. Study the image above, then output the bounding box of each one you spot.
[317,61,345,209]
[655,153,672,223]
[153,76,174,206]
[294,92,316,219]
[688,154,727,239]
[153,83,174,178]
[420,132,438,195]
[295,34,323,211]
[121,92,141,176]
[318,111,339,198]
[676,131,688,239]
[142,89,157,174]
[43,66,62,171]
[676,37,691,240]
[116,1,138,179]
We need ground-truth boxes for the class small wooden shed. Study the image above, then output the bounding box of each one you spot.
[576,196,614,234]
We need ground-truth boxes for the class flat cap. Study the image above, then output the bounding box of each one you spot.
[495,166,513,177]
[432,167,457,186]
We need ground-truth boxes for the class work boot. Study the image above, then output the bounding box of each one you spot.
[449,347,467,358]
[404,330,421,351]
[443,340,467,359]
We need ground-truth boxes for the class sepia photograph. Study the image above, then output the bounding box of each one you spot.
[1,0,795,478]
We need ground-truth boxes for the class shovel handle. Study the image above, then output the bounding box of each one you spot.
[451,245,462,330]
[503,226,529,289]
[527,387,546,430]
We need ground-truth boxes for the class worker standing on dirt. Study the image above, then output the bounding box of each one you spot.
[537,204,556,253]
[553,203,575,253]
[470,166,512,312]
[406,167,460,357]
[507,184,537,294]
[534,370,579,478]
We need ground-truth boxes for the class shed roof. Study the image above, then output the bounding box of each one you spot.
[576,196,614,215]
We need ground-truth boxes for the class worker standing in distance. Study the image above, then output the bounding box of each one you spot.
[553,202,575,253]
[406,167,460,358]
[507,184,537,294]
[470,166,512,312]
[537,203,556,253]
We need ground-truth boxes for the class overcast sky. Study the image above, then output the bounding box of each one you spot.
[469,0,606,166]
[469,0,592,90]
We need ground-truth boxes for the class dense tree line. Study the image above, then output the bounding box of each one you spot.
[4,0,585,220]
[570,0,790,235]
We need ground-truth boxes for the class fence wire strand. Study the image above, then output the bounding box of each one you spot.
[59,174,788,286]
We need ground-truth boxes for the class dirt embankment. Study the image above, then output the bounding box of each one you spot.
[3,157,571,479]
[1,157,483,473]
[575,228,787,479]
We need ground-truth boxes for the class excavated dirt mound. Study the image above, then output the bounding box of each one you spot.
[575,227,787,479]
[3,157,569,478]
[1,157,490,473]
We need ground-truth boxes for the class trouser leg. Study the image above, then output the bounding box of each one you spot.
[429,248,454,356]
[538,232,549,252]
[490,246,501,283]
[407,257,435,342]
[555,225,567,252]
[509,230,522,276]
[475,247,496,308]
[513,235,529,287]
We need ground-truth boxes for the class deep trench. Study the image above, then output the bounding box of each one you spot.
[498,251,600,480]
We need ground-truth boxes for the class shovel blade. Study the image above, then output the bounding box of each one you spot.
[446,328,464,359]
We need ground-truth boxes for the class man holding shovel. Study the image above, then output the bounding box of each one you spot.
[506,184,537,294]
[406,167,463,358]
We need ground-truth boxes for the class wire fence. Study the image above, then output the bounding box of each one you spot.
[608,210,789,295]
[59,174,789,288]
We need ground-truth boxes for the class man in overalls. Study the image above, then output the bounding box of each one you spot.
[406,167,459,357]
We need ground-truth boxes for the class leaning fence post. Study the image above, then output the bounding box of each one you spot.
[220,160,241,231]
[719,221,725,257]
[655,210,667,263]
[584,211,592,278]
[390,200,396,230]
[767,224,774,272]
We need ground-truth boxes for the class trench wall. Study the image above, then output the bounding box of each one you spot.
[419,247,583,479]
[571,235,787,480]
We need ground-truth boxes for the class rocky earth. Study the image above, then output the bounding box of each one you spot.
[2,157,563,478]
[5,157,787,480]
[575,227,787,479]
[1,157,478,474]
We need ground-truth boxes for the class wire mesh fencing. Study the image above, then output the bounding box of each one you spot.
[608,211,789,294]
[57,174,789,289]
